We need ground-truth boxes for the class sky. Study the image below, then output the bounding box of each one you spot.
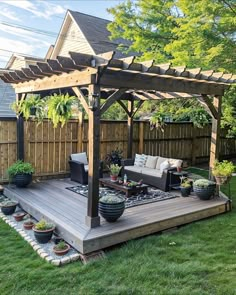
[0,0,126,68]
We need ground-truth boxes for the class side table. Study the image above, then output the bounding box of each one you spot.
[169,171,188,191]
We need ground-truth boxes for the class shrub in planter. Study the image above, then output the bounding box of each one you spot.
[99,194,125,222]
[180,178,191,197]
[1,200,18,215]
[193,179,216,200]
[53,241,70,256]
[212,160,235,185]
[8,160,34,187]
[33,219,55,244]
[13,212,26,222]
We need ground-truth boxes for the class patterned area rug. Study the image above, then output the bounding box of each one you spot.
[66,184,179,209]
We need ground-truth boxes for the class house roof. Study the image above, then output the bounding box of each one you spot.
[6,54,44,70]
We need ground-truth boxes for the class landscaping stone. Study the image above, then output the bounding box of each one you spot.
[51,259,61,266]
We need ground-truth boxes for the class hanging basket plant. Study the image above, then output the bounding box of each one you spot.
[47,93,76,128]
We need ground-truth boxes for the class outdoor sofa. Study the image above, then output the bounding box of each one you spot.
[122,154,183,192]
[69,152,103,184]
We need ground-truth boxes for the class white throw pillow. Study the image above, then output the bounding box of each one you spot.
[156,156,168,170]
[71,152,88,165]
[169,158,183,168]
[134,154,147,167]
[160,160,170,173]
[145,156,158,169]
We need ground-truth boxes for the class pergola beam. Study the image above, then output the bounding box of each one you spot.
[72,86,89,115]
[200,94,218,119]
[100,88,128,115]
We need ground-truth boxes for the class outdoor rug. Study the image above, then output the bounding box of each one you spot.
[66,185,179,209]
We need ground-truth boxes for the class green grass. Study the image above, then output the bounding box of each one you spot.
[1,169,236,295]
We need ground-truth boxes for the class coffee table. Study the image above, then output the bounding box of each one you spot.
[99,178,149,198]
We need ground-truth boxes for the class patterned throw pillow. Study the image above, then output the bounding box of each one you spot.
[134,154,147,167]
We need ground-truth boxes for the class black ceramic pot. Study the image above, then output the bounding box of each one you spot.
[33,227,55,244]
[1,204,17,215]
[193,184,216,200]
[14,173,32,188]
[180,186,191,197]
[99,200,125,222]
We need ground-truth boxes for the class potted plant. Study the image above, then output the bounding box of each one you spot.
[99,194,125,222]
[180,178,191,197]
[23,218,35,230]
[212,160,235,185]
[7,160,34,187]
[0,200,18,215]
[33,219,55,244]
[193,179,216,200]
[13,211,26,222]
[105,148,123,166]
[53,240,70,256]
[109,164,121,182]
[47,93,75,128]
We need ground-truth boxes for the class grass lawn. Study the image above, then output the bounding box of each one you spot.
[1,168,236,295]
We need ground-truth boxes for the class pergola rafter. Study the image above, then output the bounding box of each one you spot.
[1,50,235,228]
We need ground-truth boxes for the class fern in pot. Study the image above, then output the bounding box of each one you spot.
[8,160,34,188]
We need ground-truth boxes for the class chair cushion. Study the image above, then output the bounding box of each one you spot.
[145,156,158,169]
[169,158,182,168]
[156,156,168,169]
[125,166,142,173]
[84,165,89,172]
[141,167,162,177]
[134,154,147,167]
[160,160,170,173]
[71,152,88,165]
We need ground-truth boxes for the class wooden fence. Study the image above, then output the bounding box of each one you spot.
[0,118,236,181]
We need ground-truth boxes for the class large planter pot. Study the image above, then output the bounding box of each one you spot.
[33,227,55,244]
[99,200,125,222]
[193,184,216,200]
[214,175,231,185]
[1,203,18,215]
[14,173,32,188]
[180,186,191,197]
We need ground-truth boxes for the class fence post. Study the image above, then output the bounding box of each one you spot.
[191,125,197,165]
[77,112,84,153]
[139,121,144,154]
[17,115,24,161]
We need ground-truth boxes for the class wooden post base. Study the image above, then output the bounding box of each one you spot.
[85,215,100,228]
[79,250,105,264]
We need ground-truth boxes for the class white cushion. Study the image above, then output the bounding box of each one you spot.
[141,167,162,177]
[134,154,147,167]
[125,166,142,173]
[156,156,168,169]
[169,158,182,168]
[71,152,88,165]
[160,160,170,173]
[145,156,158,169]
[84,165,89,172]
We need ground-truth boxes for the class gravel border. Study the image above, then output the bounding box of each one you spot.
[0,205,80,266]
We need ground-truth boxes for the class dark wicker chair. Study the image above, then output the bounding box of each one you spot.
[68,153,103,184]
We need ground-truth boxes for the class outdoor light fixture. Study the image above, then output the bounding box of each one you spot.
[88,93,100,111]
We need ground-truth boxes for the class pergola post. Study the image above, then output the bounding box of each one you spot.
[127,100,134,158]
[209,95,222,178]
[85,84,101,228]
[16,94,25,161]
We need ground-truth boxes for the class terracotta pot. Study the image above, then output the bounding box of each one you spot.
[177,167,182,173]
[13,212,26,222]
[214,175,231,185]
[110,175,118,182]
[23,221,34,230]
[53,244,70,256]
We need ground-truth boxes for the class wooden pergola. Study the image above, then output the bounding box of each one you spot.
[0,51,235,228]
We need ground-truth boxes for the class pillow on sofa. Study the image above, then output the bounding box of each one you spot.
[145,156,158,169]
[134,154,147,167]
[169,158,183,168]
[71,152,88,165]
[160,160,170,173]
[156,156,168,170]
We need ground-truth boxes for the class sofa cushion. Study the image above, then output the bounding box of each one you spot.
[71,152,88,165]
[160,160,170,173]
[156,156,168,170]
[84,165,89,172]
[125,166,143,173]
[145,156,158,169]
[134,154,147,167]
[141,167,162,177]
[169,158,182,168]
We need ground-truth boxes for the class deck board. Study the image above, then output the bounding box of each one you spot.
[4,178,230,254]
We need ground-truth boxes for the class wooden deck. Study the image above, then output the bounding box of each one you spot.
[4,178,230,254]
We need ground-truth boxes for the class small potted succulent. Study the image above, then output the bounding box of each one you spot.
[23,215,35,230]
[7,160,34,188]
[212,160,235,185]
[99,194,125,222]
[13,211,26,222]
[180,178,191,197]
[193,179,216,200]
[53,240,70,256]
[109,164,122,182]
[0,200,18,215]
[33,219,55,244]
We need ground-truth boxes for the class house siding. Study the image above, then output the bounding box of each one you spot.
[9,59,26,70]
[0,79,15,117]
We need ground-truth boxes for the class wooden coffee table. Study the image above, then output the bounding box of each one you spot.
[99,178,149,198]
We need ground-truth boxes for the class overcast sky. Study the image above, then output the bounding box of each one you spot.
[0,0,124,67]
